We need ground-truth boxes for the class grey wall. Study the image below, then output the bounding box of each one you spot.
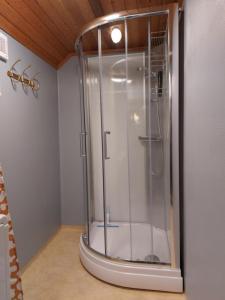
[0,31,61,268]
[57,57,84,225]
[183,1,225,300]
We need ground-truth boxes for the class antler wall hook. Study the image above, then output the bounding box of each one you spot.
[21,65,32,86]
[30,72,40,91]
[7,59,22,82]
[7,60,40,92]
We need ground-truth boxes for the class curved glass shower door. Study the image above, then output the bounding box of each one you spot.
[78,7,178,267]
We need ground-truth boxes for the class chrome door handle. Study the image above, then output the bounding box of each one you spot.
[80,132,86,157]
[138,136,162,142]
[104,131,110,159]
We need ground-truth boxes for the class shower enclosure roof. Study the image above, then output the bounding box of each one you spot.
[75,4,175,53]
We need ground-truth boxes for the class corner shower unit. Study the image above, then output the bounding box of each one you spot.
[76,3,182,292]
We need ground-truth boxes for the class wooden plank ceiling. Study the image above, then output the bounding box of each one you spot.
[0,0,182,69]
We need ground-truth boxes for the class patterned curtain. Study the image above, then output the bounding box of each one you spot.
[0,165,23,300]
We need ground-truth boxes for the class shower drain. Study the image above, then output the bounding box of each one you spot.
[144,254,160,263]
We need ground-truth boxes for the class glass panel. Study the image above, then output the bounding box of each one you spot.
[151,14,171,265]
[81,29,106,255]
[127,14,171,264]
[126,17,149,262]
[100,21,132,260]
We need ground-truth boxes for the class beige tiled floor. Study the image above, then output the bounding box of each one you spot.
[22,227,186,300]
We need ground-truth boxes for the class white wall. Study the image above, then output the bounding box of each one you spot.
[184,1,225,299]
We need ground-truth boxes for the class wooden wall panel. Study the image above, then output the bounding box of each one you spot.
[0,0,183,68]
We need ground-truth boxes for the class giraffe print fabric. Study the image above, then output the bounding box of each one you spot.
[0,165,23,300]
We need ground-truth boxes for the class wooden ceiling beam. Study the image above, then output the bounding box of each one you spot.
[64,1,97,52]
[124,0,139,11]
[136,0,152,9]
[72,1,99,52]
[110,0,126,12]
[88,0,104,17]
[87,0,106,43]
[48,0,79,37]
[0,1,59,66]
[5,0,67,59]
[61,0,87,28]
[0,14,58,68]
[23,0,72,52]
[36,0,75,50]
[99,0,114,14]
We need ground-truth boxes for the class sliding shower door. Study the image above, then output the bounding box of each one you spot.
[79,5,179,267]
[98,21,132,260]
[93,13,172,263]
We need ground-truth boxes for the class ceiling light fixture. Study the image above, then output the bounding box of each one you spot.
[111,27,122,44]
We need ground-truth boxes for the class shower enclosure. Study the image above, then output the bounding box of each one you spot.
[76,3,182,292]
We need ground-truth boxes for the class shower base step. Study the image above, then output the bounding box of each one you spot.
[80,236,183,292]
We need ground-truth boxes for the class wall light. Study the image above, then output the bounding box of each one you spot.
[111,27,122,44]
